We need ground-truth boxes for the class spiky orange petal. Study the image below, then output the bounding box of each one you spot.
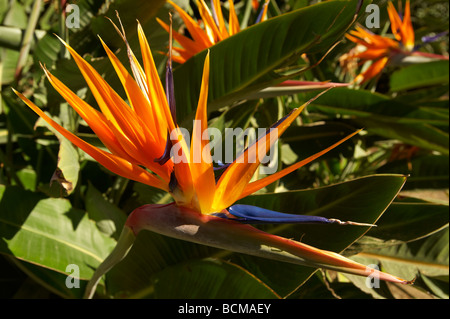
[197,0,224,43]
[240,129,362,199]
[401,0,415,51]
[58,37,154,152]
[212,92,329,212]
[190,52,216,213]
[212,0,229,38]
[14,89,168,191]
[99,38,173,180]
[228,0,240,35]
[156,18,203,63]
[356,56,390,84]
[137,23,176,136]
[167,0,213,49]
[41,66,136,165]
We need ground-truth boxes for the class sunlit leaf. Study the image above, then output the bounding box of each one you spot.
[390,60,449,92]
[0,185,116,280]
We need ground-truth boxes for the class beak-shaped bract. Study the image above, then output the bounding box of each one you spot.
[127,204,413,285]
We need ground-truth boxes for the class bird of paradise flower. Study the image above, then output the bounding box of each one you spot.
[13,16,413,298]
[157,0,270,64]
[342,0,448,84]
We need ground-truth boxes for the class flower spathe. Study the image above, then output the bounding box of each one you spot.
[14,18,413,298]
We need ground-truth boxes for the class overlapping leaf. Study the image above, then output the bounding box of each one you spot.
[0,185,116,281]
[299,87,449,154]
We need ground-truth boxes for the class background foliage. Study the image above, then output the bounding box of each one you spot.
[0,0,448,299]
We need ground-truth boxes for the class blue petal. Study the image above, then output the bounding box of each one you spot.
[225,204,333,224]
[421,31,449,44]
[210,0,220,29]
[255,0,269,24]
[213,160,230,171]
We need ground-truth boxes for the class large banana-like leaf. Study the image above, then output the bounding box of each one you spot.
[367,197,449,243]
[172,0,362,120]
[378,155,449,190]
[0,185,116,281]
[142,258,279,298]
[299,87,449,154]
[349,227,449,298]
[390,60,449,92]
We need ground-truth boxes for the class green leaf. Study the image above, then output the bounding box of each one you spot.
[88,0,167,50]
[2,0,27,29]
[358,119,449,155]
[419,273,449,299]
[104,230,220,298]
[10,258,87,298]
[0,185,116,280]
[367,197,449,242]
[145,258,279,299]
[33,33,62,68]
[301,87,449,154]
[377,155,449,190]
[351,227,449,287]
[303,87,449,126]
[390,60,450,92]
[173,0,361,120]
[85,182,127,240]
[35,116,80,195]
[280,121,358,160]
[0,48,19,84]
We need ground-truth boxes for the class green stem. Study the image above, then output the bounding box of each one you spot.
[84,226,136,299]
[15,0,43,80]
[240,0,254,29]
[58,0,69,59]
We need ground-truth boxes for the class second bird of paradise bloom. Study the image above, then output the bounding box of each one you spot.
[157,0,270,64]
[14,15,413,298]
[342,0,448,84]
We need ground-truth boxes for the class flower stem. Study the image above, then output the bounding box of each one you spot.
[84,226,136,299]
